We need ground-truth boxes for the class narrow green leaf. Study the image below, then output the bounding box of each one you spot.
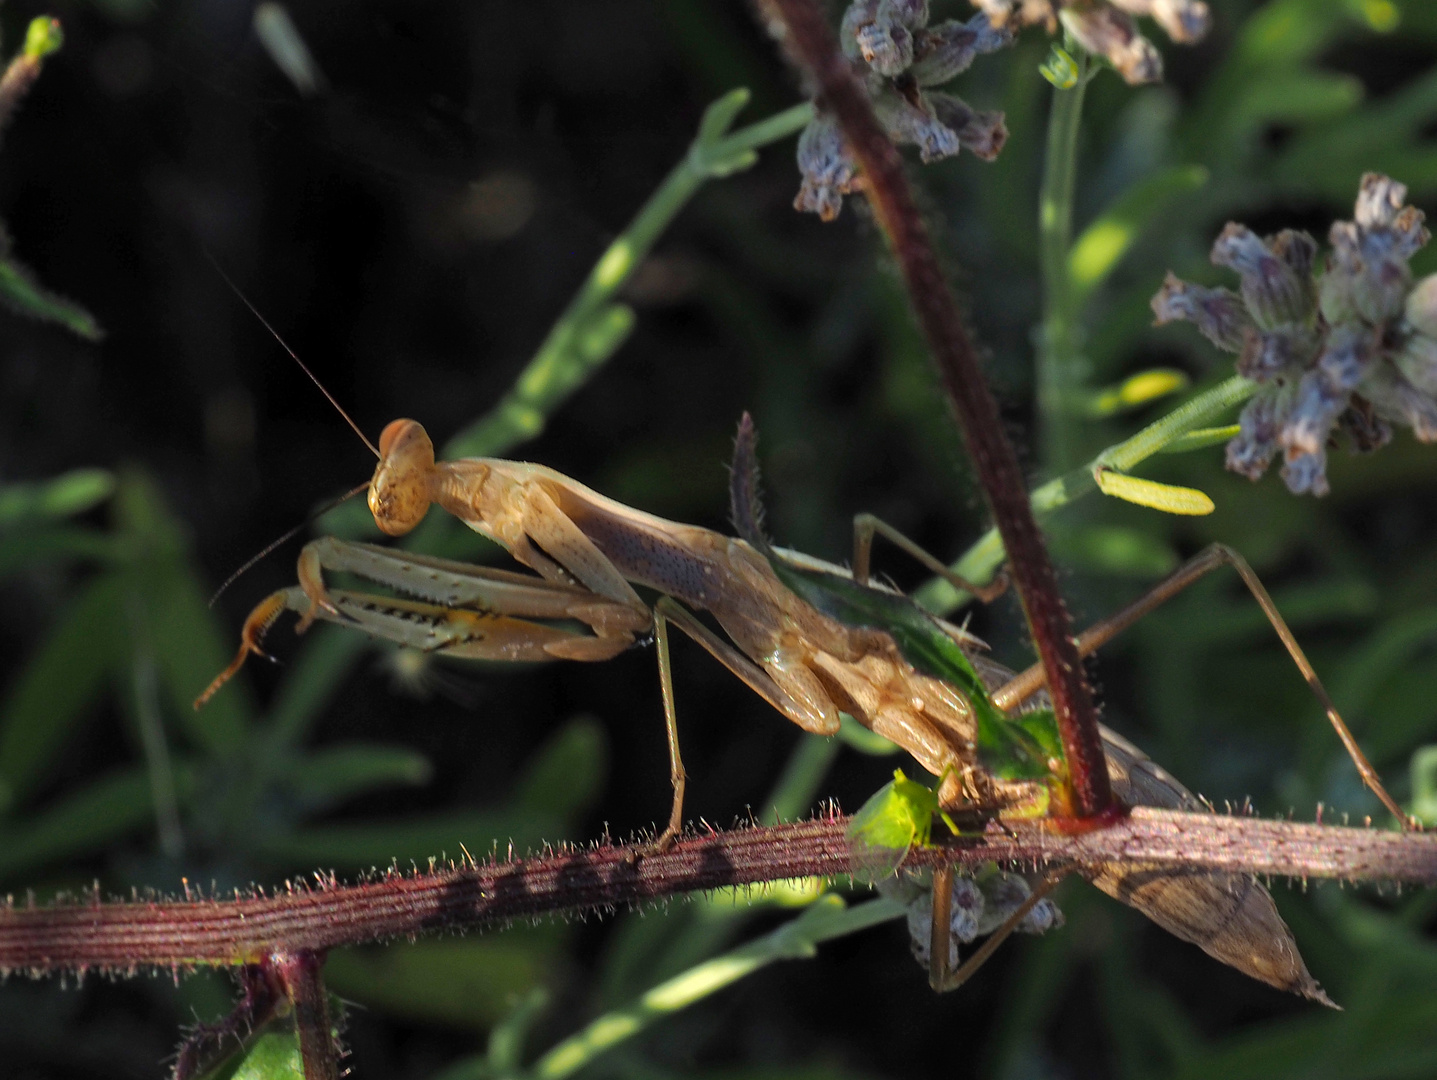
[1095,469,1216,515]
[1082,369,1190,418]
[1068,166,1208,304]
[0,572,124,813]
[1411,745,1437,826]
[281,743,432,813]
[0,764,191,879]
[325,935,560,1029]
[0,525,119,577]
[512,715,609,821]
[0,469,114,526]
[0,255,103,340]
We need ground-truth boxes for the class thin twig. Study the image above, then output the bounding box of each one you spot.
[760,0,1113,818]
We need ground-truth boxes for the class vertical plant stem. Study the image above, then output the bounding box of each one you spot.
[763,0,1113,819]
[274,951,339,1080]
[1037,46,1091,473]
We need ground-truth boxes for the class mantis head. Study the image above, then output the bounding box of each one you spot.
[370,419,439,535]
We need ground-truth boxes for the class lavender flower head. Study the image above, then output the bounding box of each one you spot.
[1153,174,1435,496]
[795,2,1014,220]
[796,0,1213,221]
[972,0,1211,84]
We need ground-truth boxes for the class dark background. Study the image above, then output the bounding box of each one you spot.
[4,1,1437,1078]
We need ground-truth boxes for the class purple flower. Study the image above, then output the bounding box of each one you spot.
[1156,174,1436,496]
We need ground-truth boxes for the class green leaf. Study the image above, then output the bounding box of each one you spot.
[512,715,609,820]
[0,525,120,578]
[0,571,124,814]
[758,550,1063,787]
[695,87,751,146]
[325,933,562,1029]
[835,711,901,756]
[1410,746,1437,826]
[1094,469,1216,515]
[0,254,103,340]
[115,471,252,753]
[0,764,190,879]
[1158,425,1242,455]
[207,1029,305,1080]
[1068,167,1208,305]
[262,627,369,752]
[281,742,432,813]
[1081,369,1191,418]
[0,469,114,527]
[1053,525,1180,578]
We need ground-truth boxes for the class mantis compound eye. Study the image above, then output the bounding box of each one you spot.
[370,419,436,536]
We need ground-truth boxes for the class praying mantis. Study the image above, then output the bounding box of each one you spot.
[197,386,1409,1004]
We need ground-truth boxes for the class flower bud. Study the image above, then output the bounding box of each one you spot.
[1109,0,1210,43]
[794,113,860,221]
[1393,330,1437,397]
[1281,448,1329,497]
[1060,4,1162,85]
[1359,364,1437,444]
[1210,224,1316,329]
[928,93,1008,160]
[1150,273,1252,353]
[1403,274,1437,338]
[1226,385,1293,481]
[1237,325,1318,382]
[910,14,1013,85]
[873,88,961,163]
[1335,398,1391,454]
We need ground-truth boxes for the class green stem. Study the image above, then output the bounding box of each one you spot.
[1037,46,1090,473]
[444,98,814,460]
[914,375,1257,615]
[527,896,903,1080]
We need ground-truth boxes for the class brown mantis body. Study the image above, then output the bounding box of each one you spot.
[199,413,1408,1005]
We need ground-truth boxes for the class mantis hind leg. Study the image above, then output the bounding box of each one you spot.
[990,543,1416,830]
[851,513,1008,602]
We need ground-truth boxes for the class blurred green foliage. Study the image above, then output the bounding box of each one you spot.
[5,0,1437,1077]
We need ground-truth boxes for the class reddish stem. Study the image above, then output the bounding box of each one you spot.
[4,812,1436,977]
[762,0,1113,817]
[273,950,339,1080]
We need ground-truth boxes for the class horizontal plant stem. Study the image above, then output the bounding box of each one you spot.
[5,810,1435,976]
[765,0,1111,817]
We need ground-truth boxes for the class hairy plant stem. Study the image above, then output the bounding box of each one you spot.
[1037,45,1091,473]
[6,811,1435,977]
[762,0,1112,818]
[274,951,340,1080]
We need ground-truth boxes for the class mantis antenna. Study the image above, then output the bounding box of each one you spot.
[206,481,369,607]
[203,249,380,459]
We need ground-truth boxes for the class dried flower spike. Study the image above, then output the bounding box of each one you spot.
[1154,173,1435,496]
[794,3,1014,220]
[971,0,1210,84]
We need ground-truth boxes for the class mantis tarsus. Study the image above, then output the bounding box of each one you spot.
[198,393,1408,1005]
